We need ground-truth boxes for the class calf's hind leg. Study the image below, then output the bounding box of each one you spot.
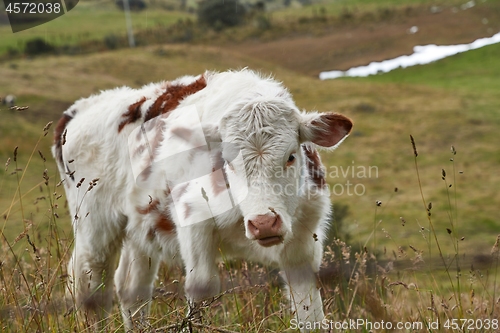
[66,230,122,328]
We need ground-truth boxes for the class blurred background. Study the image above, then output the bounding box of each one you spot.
[1,0,500,331]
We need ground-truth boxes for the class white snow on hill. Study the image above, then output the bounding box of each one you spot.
[319,31,500,80]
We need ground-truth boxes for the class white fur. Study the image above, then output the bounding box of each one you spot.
[52,69,352,332]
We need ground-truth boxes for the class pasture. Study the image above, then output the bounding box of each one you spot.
[1,0,500,331]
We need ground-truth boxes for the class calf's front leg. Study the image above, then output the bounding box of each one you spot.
[115,240,161,330]
[281,240,325,332]
[176,222,220,325]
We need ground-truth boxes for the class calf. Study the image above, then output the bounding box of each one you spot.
[52,69,352,331]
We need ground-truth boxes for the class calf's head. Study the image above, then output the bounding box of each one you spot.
[216,99,352,247]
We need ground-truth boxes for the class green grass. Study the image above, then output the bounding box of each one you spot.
[0,0,471,56]
[0,1,192,54]
[318,39,500,256]
[359,42,500,96]
[272,0,465,20]
[0,111,61,239]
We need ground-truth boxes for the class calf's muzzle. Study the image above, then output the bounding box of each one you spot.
[247,212,284,247]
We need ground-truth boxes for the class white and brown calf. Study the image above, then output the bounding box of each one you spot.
[52,69,352,331]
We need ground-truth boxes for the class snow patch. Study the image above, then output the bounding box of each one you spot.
[319,31,500,80]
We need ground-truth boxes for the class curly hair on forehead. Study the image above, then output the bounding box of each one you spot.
[223,98,299,136]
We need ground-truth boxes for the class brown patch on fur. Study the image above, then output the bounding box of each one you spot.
[171,127,193,140]
[134,144,147,157]
[173,183,189,199]
[210,151,227,197]
[135,117,169,182]
[118,76,207,133]
[148,118,166,157]
[302,144,326,188]
[137,199,175,235]
[145,76,207,122]
[156,214,175,233]
[139,165,153,182]
[184,203,191,219]
[119,97,147,132]
[54,113,74,168]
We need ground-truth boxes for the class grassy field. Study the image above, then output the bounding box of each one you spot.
[1,0,500,331]
[272,0,465,19]
[0,0,192,54]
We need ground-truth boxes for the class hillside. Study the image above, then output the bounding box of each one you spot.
[232,0,500,76]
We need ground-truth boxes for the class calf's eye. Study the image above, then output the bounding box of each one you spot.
[286,154,296,167]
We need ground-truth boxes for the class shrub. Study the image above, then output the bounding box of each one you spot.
[198,0,247,30]
[6,46,20,57]
[104,34,119,50]
[24,38,54,56]
[255,14,272,30]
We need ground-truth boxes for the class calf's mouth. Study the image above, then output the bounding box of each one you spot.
[256,235,284,247]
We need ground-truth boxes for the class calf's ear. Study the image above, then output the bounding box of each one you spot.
[299,112,353,148]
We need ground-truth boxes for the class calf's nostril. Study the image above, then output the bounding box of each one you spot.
[271,217,279,229]
[248,220,259,235]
